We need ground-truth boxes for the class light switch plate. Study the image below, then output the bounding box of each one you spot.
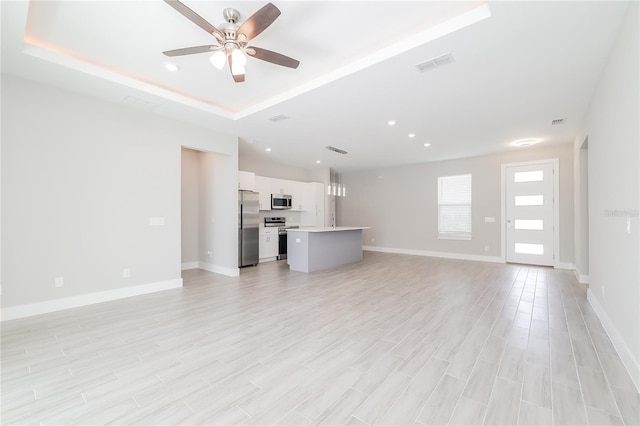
[149,217,165,226]
[485,217,496,223]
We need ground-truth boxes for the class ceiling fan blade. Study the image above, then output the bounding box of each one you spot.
[238,3,281,41]
[164,0,225,43]
[247,46,300,69]
[163,45,218,57]
[229,55,246,83]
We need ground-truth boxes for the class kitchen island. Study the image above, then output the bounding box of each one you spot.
[286,227,370,273]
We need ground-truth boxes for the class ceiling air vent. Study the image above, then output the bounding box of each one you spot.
[551,118,565,125]
[326,146,348,155]
[268,114,290,122]
[415,53,455,72]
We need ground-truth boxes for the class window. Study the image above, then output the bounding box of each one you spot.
[514,170,544,183]
[438,174,472,240]
[514,195,544,206]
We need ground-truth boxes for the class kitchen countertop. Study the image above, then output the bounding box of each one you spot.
[287,226,370,233]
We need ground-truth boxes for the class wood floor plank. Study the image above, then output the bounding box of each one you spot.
[552,381,588,425]
[483,377,521,425]
[416,374,465,425]
[518,400,552,425]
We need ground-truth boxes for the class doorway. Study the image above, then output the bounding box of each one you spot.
[502,159,559,266]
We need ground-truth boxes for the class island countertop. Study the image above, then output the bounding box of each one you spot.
[287,226,370,233]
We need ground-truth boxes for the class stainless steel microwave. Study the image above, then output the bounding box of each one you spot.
[271,193,292,210]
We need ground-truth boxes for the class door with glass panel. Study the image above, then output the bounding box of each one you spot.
[505,162,555,266]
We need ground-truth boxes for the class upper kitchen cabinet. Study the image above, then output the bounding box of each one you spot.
[238,171,256,191]
[255,176,272,211]
[290,181,308,211]
[254,176,310,211]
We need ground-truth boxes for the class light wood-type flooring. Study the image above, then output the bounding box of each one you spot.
[2,252,639,425]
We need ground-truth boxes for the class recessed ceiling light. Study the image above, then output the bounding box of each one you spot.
[163,62,180,72]
[387,120,396,126]
[424,143,431,147]
[316,160,321,164]
[265,148,272,152]
[512,139,538,147]
[408,133,416,138]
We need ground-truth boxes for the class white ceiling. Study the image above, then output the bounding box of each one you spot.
[1,1,630,172]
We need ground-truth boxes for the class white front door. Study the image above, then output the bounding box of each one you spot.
[505,162,555,266]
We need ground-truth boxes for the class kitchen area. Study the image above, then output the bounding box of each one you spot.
[238,171,368,272]
[181,147,367,276]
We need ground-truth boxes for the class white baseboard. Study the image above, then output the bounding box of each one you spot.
[574,269,589,284]
[555,262,575,270]
[1,278,183,322]
[587,289,640,393]
[198,262,239,277]
[181,261,199,271]
[363,246,504,264]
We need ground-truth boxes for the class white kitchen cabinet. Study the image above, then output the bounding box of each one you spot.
[301,182,326,227]
[255,176,309,211]
[290,181,308,211]
[255,176,273,211]
[238,171,256,191]
[259,228,279,261]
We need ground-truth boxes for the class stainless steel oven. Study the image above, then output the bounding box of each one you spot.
[264,217,297,260]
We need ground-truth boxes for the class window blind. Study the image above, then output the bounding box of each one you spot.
[438,174,472,238]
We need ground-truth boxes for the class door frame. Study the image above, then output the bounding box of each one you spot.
[500,158,560,267]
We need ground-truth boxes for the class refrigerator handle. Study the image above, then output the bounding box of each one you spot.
[239,204,243,228]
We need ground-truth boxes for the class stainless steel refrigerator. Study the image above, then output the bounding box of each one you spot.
[238,190,259,267]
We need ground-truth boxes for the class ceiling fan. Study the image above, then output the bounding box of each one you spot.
[163,0,300,83]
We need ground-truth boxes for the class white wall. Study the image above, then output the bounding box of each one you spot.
[579,2,639,389]
[181,148,199,265]
[198,151,238,275]
[239,150,311,182]
[337,143,574,264]
[573,138,590,283]
[1,76,237,314]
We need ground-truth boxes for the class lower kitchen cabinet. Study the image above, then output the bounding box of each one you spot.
[259,229,279,261]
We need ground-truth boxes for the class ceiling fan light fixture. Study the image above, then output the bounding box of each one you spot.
[163,62,180,72]
[231,48,247,66]
[209,50,226,70]
[230,48,247,76]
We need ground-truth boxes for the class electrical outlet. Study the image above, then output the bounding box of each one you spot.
[484,245,489,252]
[207,250,212,257]
[123,268,131,278]
[371,238,375,243]
[55,277,64,288]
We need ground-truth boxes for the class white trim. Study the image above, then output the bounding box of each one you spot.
[574,269,590,284]
[198,262,240,277]
[363,246,504,264]
[587,289,640,393]
[501,158,560,267]
[181,261,198,271]
[1,279,183,322]
[437,234,472,241]
[555,262,575,271]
